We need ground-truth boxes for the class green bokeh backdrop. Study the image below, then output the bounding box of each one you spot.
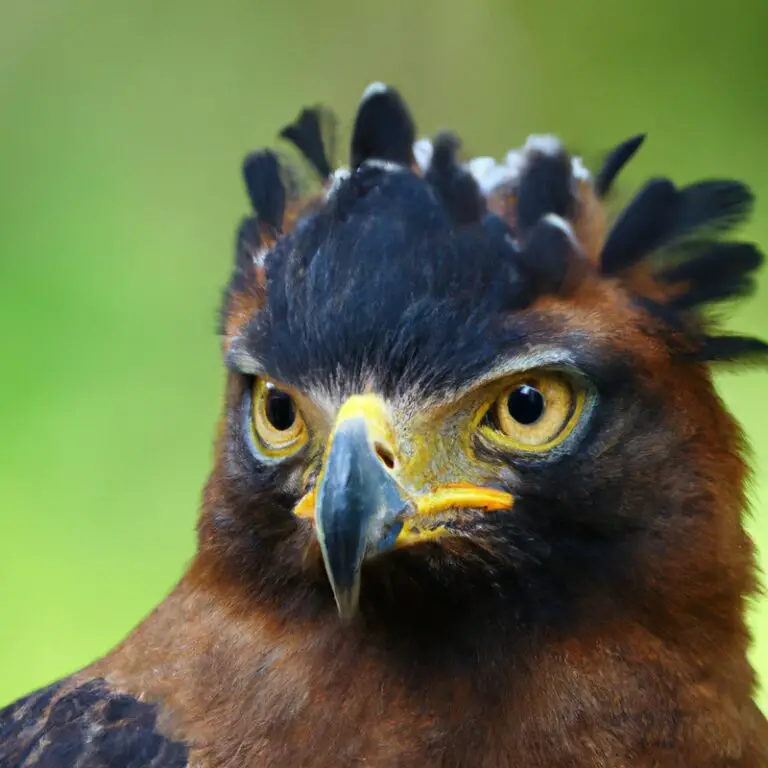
[2,0,767,709]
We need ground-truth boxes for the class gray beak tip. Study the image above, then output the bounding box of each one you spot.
[333,583,361,621]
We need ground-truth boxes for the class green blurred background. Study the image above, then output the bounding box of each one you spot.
[1,0,767,710]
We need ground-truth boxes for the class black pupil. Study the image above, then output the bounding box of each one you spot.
[265,388,296,431]
[507,385,545,425]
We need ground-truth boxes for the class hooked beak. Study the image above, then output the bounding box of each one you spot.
[294,395,513,619]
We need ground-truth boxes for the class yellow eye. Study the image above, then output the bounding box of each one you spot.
[480,373,585,452]
[251,379,307,457]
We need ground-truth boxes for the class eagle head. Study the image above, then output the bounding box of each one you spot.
[205,84,765,636]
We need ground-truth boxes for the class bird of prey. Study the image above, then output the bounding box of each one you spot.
[2,82,768,767]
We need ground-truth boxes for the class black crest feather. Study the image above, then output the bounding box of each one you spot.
[482,212,516,243]
[693,335,768,365]
[241,150,286,232]
[600,178,679,274]
[516,145,575,241]
[594,134,646,198]
[229,89,765,369]
[279,107,334,178]
[516,215,573,295]
[425,132,485,226]
[351,84,416,169]
[667,180,753,241]
[658,242,763,310]
[601,178,754,276]
[218,217,262,336]
[234,217,261,276]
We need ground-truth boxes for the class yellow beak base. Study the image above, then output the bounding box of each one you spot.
[294,394,514,617]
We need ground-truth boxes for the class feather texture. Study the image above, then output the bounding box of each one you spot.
[351,83,415,169]
[594,134,646,197]
[0,678,188,768]
[241,150,286,232]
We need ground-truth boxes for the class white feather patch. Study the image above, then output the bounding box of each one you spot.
[325,167,351,198]
[466,156,518,195]
[251,245,269,268]
[412,138,433,172]
[523,133,564,157]
[504,150,525,176]
[362,158,407,173]
[361,81,388,103]
[542,212,575,237]
[570,156,591,181]
[542,213,582,251]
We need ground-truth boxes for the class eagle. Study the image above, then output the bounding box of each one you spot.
[2,83,767,767]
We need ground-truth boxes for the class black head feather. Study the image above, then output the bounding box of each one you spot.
[234,217,261,276]
[516,215,574,295]
[658,242,763,311]
[672,276,755,311]
[218,217,262,336]
[482,212,516,243]
[693,335,768,365]
[350,83,416,169]
[600,178,679,274]
[280,107,335,178]
[246,169,548,398]
[601,178,754,276]
[667,181,753,241]
[480,213,531,308]
[242,150,286,233]
[516,144,575,241]
[425,132,485,226]
[606,177,765,361]
[594,134,646,198]
[231,91,766,371]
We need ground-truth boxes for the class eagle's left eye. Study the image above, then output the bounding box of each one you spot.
[251,379,307,458]
[480,372,585,452]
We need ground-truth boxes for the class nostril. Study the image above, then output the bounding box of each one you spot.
[374,442,396,470]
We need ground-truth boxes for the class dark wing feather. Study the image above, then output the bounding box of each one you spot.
[0,677,188,768]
